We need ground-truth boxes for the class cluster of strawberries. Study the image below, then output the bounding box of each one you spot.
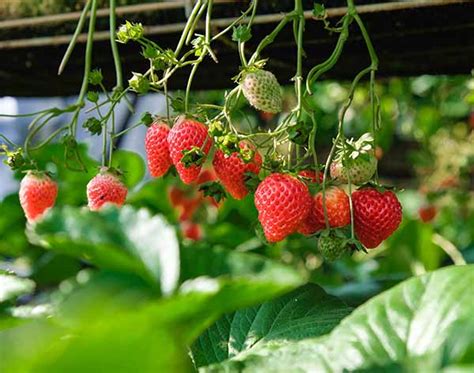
[144,116,403,255]
[18,114,402,260]
[168,169,219,241]
[254,172,402,249]
[19,167,127,223]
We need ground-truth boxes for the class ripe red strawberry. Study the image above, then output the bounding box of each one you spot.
[352,188,402,248]
[213,142,262,200]
[19,171,58,223]
[298,187,350,235]
[418,205,437,223]
[313,187,351,228]
[168,186,185,207]
[241,70,282,113]
[298,169,323,184]
[177,196,202,222]
[197,168,217,184]
[254,173,312,243]
[145,121,172,177]
[297,210,325,236]
[87,169,128,211]
[168,118,212,184]
[181,221,202,241]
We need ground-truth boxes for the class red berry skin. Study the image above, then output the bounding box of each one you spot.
[168,186,185,207]
[178,197,202,222]
[297,212,326,236]
[168,118,212,184]
[145,122,172,178]
[419,205,437,223]
[352,188,402,249]
[299,187,350,235]
[255,173,312,243]
[197,168,217,184]
[313,187,351,228]
[213,142,262,200]
[87,172,128,211]
[181,221,202,241]
[19,172,58,223]
[298,170,323,184]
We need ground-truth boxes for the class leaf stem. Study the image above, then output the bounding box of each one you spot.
[58,0,91,75]
[109,0,123,89]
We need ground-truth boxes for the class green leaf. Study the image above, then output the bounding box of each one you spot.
[205,265,474,372]
[180,245,302,285]
[0,194,30,256]
[313,3,326,18]
[0,274,35,303]
[30,206,179,293]
[191,283,352,367]
[232,25,252,43]
[0,314,192,372]
[111,150,145,189]
[31,253,81,286]
[0,251,304,372]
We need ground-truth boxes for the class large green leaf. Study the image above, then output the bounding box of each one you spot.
[111,149,145,189]
[0,252,304,372]
[192,283,352,367]
[30,206,180,293]
[204,265,474,372]
[0,312,192,372]
[0,274,35,303]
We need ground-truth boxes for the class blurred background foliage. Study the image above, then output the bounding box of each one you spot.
[1,74,473,307]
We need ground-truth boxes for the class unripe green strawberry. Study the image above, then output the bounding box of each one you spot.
[318,235,347,261]
[330,154,377,185]
[241,70,282,113]
[19,171,58,223]
[330,133,377,185]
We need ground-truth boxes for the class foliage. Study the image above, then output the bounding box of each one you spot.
[0,0,473,370]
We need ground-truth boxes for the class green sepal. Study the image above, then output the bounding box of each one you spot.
[199,181,227,203]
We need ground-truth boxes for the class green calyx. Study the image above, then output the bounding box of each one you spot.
[83,117,103,135]
[117,21,144,44]
[181,147,206,168]
[199,181,227,203]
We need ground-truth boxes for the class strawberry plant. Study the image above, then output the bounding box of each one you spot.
[0,0,473,371]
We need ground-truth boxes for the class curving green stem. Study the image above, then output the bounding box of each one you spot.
[293,0,305,118]
[24,112,56,157]
[71,0,98,138]
[211,0,257,41]
[0,134,17,147]
[30,126,68,151]
[185,1,208,46]
[354,11,380,183]
[305,15,352,95]
[109,0,123,89]
[175,0,204,57]
[249,12,295,65]
[58,0,91,75]
[184,0,214,113]
[76,0,98,106]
